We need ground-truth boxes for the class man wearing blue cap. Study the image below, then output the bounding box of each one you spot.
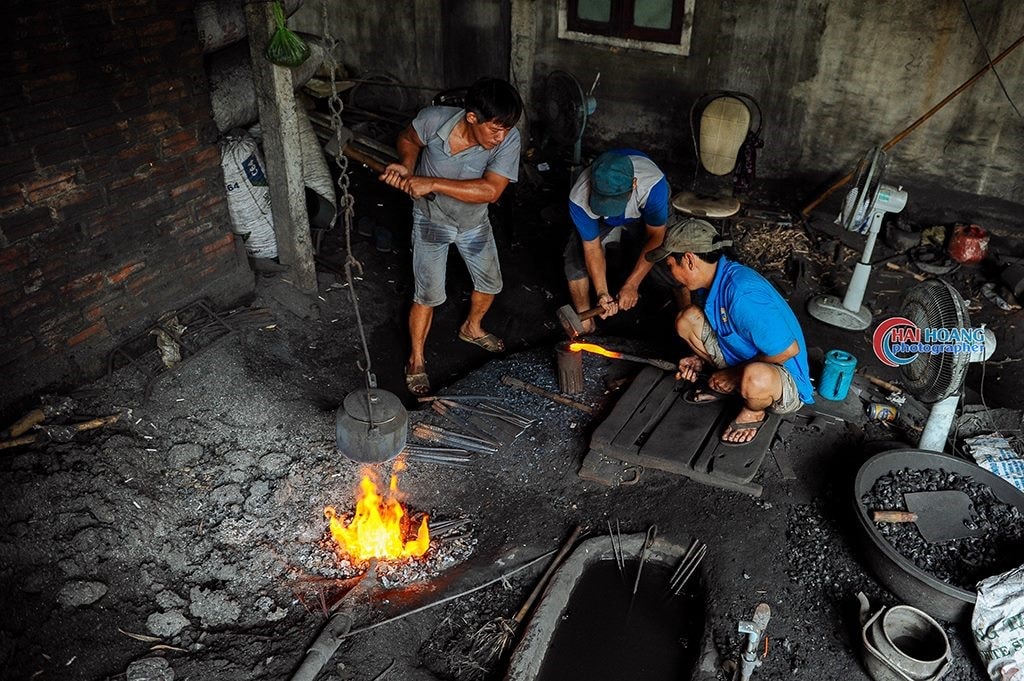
[646,216,814,446]
[564,149,671,333]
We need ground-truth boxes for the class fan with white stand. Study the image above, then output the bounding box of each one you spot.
[542,70,599,182]
[808,147,908,330]
[895,280,996,451]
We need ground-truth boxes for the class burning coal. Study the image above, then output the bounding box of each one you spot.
[325,469,430,562]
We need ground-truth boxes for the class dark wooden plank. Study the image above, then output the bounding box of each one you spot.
[590,366,664,451]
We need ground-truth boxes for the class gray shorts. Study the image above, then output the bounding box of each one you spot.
[412,211,502,306]
[701,318,803,415]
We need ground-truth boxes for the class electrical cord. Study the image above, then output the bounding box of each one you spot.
[961,0,1023,120]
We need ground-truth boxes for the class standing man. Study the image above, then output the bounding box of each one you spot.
[381,78,523,396]
[645,217,814,446]
[564,149,671,333]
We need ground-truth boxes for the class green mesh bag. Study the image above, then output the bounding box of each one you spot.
[265,1,310,67]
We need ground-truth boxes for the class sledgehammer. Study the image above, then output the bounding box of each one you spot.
[555,303,608,339]
[341,144,436,201]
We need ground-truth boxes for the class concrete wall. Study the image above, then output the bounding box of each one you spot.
[290,1,1021,219]
[514,0,1023,209]
[290,0,445,96]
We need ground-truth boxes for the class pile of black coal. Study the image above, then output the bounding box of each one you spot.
[862,467,1024,590]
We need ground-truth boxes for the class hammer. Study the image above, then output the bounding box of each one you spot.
[555,303,607,339]
[341,143,436,201]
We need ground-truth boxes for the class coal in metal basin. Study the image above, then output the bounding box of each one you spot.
[853,449,1024,622]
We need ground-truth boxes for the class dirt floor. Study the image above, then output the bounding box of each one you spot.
[2,160,1024,681]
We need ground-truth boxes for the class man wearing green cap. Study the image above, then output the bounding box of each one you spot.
[646,216,814,446]
[565,149,671,333]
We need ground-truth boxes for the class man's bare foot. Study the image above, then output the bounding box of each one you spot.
[721,407,767,444]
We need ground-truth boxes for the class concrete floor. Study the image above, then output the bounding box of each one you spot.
[1,162,1020,681]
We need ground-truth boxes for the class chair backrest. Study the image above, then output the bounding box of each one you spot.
[690,91,762,176]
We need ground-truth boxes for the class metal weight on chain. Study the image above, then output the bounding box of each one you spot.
[321,0,407,463]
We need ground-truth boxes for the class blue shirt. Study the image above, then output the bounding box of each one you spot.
[568,149,670,241]
[704,256,814,404]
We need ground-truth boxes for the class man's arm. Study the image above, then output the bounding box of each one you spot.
[617,223,665,310]
[381,125,423,186]
[419,172,510,204]
[381,125,513,203]
[581,238,617,316]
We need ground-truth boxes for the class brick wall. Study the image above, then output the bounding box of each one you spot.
[0,0,254,409]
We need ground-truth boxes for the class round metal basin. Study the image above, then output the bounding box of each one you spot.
[853,448,1024,622]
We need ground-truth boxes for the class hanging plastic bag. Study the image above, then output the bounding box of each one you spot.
[265,1,309,67]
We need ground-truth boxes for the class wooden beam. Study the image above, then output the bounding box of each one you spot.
[244,1,317,293]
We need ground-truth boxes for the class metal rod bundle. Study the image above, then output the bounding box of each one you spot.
[411,423,498,454]
[632,525,658,597]
[668,538,707,596]
[430,401,499,444]
[607,519,625,582]
[429,518,471,537]
[439,398,535,429]
[404,449,475,467]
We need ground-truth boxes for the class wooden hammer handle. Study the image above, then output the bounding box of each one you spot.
[342,144,436,201]
[872,510,918,523]
[501,375,593,414]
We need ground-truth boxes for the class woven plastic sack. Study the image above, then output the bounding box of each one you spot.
[265,1,309,67]
[972,563,1024,681]
[220,132,278,259]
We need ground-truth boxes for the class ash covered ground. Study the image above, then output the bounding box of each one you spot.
[3,176,1023,681]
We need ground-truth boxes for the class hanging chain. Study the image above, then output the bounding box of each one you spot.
[321,1,379,430]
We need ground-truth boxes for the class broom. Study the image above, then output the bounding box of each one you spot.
[466,525,583,667]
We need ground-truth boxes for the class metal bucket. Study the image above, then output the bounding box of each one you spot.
[861,606,950,681]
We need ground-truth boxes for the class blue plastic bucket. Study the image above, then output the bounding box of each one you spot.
[819,349,857,401]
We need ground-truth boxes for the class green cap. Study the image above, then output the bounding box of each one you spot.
[646,216,732,262]
[588,152,634,217]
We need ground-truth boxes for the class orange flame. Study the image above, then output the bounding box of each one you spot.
[324,471,430,562]
[568,342,623,359]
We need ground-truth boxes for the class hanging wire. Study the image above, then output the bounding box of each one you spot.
[321,0,378,427]
[960,0,1023,120]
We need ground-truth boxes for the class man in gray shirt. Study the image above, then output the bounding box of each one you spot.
[381,78,522,395]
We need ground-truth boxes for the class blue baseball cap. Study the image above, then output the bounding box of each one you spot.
[588,152,634,217]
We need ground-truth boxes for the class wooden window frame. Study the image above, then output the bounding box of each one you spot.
[567,0,684,45]
[558,0,695,57]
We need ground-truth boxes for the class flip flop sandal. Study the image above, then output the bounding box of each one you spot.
[458,331,505,353]
[405,371,431,396]
[719,417,767,447]
[683,387,729,405]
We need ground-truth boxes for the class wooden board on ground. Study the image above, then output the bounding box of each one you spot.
[672,191,741,218]
[585,367,780,496]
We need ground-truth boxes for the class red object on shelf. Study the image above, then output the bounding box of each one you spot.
[948,224,989,264]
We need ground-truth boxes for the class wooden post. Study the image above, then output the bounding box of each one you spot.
[244,1,317,293]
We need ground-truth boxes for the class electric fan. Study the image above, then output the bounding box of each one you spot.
[808,147,908,330]
[543,70,599,179]
[897,279,995,451]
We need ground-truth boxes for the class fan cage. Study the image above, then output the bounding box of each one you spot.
[899,280,972,403]
[543,71,586,146]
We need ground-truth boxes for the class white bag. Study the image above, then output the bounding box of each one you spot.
[972,563,1024,681]
[220,133,278,259]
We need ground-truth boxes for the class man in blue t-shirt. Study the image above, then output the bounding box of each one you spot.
[645,216,814,446]
[565,150,671,333]
[381,78,522,396]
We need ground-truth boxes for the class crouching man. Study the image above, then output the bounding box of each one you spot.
[645,217,814,446]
